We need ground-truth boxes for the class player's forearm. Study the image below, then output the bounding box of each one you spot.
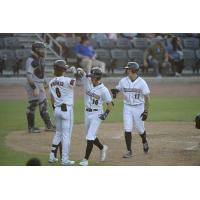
[106,101,114,112]
[144,95,150,112]
[26,73,36,89]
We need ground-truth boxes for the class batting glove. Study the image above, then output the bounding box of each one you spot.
[99,109,110,120]
[140,110,148,121]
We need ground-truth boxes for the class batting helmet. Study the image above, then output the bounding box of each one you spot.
[90,67,102,80]
[195,113,200,129]
[54,59,68,71]
[125,62,140,73]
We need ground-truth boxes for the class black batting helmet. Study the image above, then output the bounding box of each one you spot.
[90,67,102,80]
[54,59,68,71]
[125,62,140,73]
[195,113,200,129]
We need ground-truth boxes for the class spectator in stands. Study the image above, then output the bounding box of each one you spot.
[75,35,106,74]
[144,38,170,78]
[167,36,184,77]
[119,33,137,39]
[12,58,23,76]
[91,33,108,43]
[107,33,118,41]
[0,57,5,76]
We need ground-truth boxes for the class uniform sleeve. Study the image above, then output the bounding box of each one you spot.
[102,88,112,103]
[142,80,150,95]
[67,78,76,88]
[116,80,122,91]
[26,58,33,74]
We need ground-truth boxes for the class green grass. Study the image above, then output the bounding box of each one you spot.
[0,96,200,165]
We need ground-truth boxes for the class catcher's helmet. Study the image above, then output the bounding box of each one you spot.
[32,42,45,51]
[195,113,200,129]
[54,59,68,71]
[32,42,45,57]
[90,67,102,80]
[125,62,140,73]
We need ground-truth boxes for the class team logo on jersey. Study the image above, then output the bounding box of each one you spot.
[86,90,100,100]
[123,88,142,93]
[50,80,64,87]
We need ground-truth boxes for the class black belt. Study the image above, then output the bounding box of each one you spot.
[86,108,98,112]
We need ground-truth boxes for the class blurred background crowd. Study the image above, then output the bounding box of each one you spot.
[0,33,200,77]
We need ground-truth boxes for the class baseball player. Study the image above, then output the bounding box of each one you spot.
[75,67,113,166]
[25,42,54,133]
[111,62,150,158]
[48,60,76,165]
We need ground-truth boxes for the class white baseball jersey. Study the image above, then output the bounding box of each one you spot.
[80,74,112,140]
[49,76,76,107]
[49,75,75,164]
[116,76,150,105]
[83,76,112,110]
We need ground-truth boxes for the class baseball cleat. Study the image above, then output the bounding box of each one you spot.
[123,150,133,158]
[143,141,149,153]
[48,158,59,163]
[100,145,108,161]
[45,125,56,132]
[28,127,40,133]
[61,160,75,166]
[79,159,88,166]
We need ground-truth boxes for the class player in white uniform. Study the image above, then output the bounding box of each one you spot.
[48,60,76,165]
[76,67,113,166]
[111,62,150,158]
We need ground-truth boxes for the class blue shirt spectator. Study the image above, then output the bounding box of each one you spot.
[75,36,96,59]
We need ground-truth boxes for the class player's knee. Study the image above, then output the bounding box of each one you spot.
[27,100,38,113]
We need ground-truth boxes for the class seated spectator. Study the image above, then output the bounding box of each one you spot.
[119,33,137,39]
[74,35,106,74]
[144,38,170,78]
[12,58,23,76]
[0,57,5,76]
[107,33,118,41]
[91,33,108,43]
[167,37,184,77]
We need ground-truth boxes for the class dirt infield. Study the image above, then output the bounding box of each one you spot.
[6,122,200,166]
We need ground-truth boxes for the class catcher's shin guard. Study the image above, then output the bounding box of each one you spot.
[26,100,38,128]
[39,99,53,128]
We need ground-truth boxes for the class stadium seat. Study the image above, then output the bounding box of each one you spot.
[110,49,128,68]
[195,49,200,59]
[15,49,30,59]
[182,49,196,69]
[132,38,149,49]
[127,49,144,65]
[65,37,79,48]
[183,38,199,49]
[0,49,16,70]
[98,38,116,49]
[116,38,132,49]
[95,48,111,67]
[90,39,99,49]
[4,37,20,49]
[0,38,4,48]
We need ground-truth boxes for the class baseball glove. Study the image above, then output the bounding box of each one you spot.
[140,110,148,121]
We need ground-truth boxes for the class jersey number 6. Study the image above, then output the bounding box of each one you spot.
[56,87,61,98]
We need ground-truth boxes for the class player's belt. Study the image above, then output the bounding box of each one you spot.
[86,108,98,112]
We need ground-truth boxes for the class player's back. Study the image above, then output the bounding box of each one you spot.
[49,76,75,107]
